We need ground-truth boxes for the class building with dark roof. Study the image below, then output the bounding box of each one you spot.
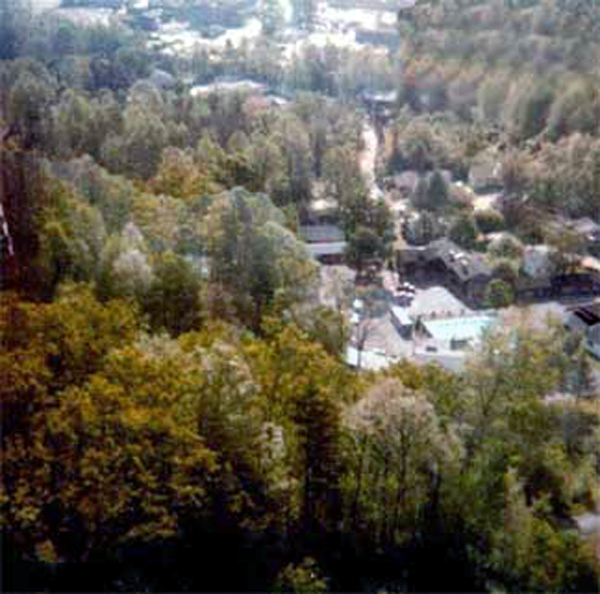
[397,238,492,305]
[565,300,600,358]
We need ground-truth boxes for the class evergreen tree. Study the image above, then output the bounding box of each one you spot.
[293,383,342,537]
[484,278,514,309]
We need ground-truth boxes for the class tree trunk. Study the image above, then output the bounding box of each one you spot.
[350,441,366,530]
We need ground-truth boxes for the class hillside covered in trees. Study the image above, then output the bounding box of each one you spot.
[1,0,599,592]
[393,0,600,222]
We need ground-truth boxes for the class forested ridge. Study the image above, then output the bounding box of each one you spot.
[1,0,599,591]
[394,0,600,222]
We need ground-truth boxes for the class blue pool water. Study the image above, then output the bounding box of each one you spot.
[422,315,496,342]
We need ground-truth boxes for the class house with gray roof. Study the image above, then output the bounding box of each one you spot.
[397,238,492,305]
[300,224,347,264]
[565,300,600,359]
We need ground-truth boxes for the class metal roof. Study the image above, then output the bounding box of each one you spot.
[307,241,347,257]
[300,224,345,243]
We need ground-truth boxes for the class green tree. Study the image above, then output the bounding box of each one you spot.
[547,228,586,274]
[484,278,514,309]
[8,69,55,149]
[489,466,597,592]
[491,259,519,289]
[275,116,314,207]
[488,234,523,259]
[394,120,436,173]
[96,223,154,303]
[511,82,555,140]
[144,251,202,336]
[477,73,509,124]
[201,188,317,327]
[345,226,385,272]
[449,213,478,249]
[1,344,217,563]
[101,104,168,180]
[36,179,107,293]
[275,557,327,593]
[293,381,342,536]
[403,211,443,246]
[50,90,95,158]
[475,209,505,234]
[546,81,600,140]
[413,169,450,212]
[461,325,561,466]
[343,379,460,544]
[0,285,141,437]
[323,145,367,218]
[63,156,132,233]
[149,146,221,200]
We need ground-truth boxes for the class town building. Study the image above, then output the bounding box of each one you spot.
[300,224,347,264]
[564,300,600,359]
[397,238,492,306]
[390,304,413,337]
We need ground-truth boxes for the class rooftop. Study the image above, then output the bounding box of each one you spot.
[406,286,469,319]
[428,238,492,281]
[190,79,267,97]
[307,241,347,258]
[390,305,412,326]
[568,301,600,327]
[345,346,398,371]
[300,224,345,244]
[421,315,496,343]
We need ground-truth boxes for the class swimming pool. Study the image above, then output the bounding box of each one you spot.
[422,315,496,343]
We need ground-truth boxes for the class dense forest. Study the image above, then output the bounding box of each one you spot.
[1,0,599,591]
[395,0,600,221]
